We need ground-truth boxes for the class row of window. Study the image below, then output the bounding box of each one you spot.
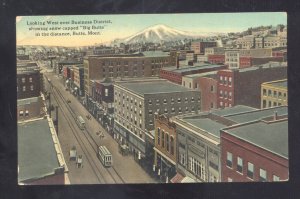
[17,85,35,92]
[219,76,232,86]
[262,100,283,108]
[262,89,287,99]
[148,97,198,105]
[183,81,199,89]
[219,101,232,108]
[157,128,175,155]
[226,152,280,182]
[149,106,196,115]
[20,77,33,83]
[219,90,232,99]
[19,110,29,117]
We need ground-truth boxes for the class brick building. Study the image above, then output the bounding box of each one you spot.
[72,64,85,96]
[83,51,171,97]
[153,114,177,182]
[261,79,287,108]
[217,62,287,109]
[17,61,42,100]
[160,63,227,85]
[182,71,218,111]
[221,116,288,182]
[207,54,225,64]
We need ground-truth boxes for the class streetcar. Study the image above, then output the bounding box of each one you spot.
[76,116,86,130]
[97,145,113,167]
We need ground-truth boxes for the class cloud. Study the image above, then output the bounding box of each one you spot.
[16,16,22,23]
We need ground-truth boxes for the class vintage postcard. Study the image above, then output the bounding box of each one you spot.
[16,13,287,185]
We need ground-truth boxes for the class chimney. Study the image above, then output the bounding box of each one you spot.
[273,111,278,121]
[176,53,180,69]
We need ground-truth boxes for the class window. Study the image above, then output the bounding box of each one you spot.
[229,92,232,100]
[156,99,160,105]
[149,110,153,115]
[171,107,175,113]
[191,97,194,102]
[177,98,181,103]
[179,152,186,166]
[220,90,223,97]
[220,101,223,107]
[161,131,165,148]
[228,77,232,86]
[19,110,24,116]
[183,81,185,86]
[259,168,267,182]
[210,85,214,92]
[237,157,243,173]
[188,157,206,181]
[148,99,152,105]
[273,102,277,106]
[273,175,280,182]
[30,85,34,91]
[228,177,233,182]
[268,90,272,96]
[170,136,174,155]
[268,101,272,107]
[210,102,214,108]
[178,107,182,113]
[163,99,167,104]
[105,88,108,97]
[22,86,26,91]
[171,98,174,104]
[157,128,160,145]
[189,82,191,88]
[22,78,25,83]
[149,120,153,125]
[29,77,32,82]
[263,100,267,108]
[195,83,198,88]
[185,107,189,112]
[25,110,29,116]
[185,97,188,103]
[226,152,233,168]
[263,89,267,96]
[164,108,168,114]
[166,133,169,152]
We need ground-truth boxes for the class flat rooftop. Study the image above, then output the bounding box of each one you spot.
[18,118,61,182]
[163,63,224,73]
[224,119,288,158]
[182,117,227,138]
[211,105,258,117]
[183,71,218,79]
[225,106,288,123]
[117,80,195,96]
[87,51,170,58]
[264,79,287,89]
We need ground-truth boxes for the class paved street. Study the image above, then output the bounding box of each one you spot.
[43,67,156,184]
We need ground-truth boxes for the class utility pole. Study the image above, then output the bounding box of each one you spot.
[48,93,51,118]
[53,106,59,135]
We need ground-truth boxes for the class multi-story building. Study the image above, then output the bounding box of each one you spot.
[57,59,83,74]
[17,61,42,100]
[217,62,287,109]
[221,114,288,182]
[191,41,217,55]
[172,105,258,182]
[182,72,218,111]
[160,63,227,85]
[153,114,177,182]
[225,48,273,69]
[113,79,200,161]
[83,51,171,97]
[204,47,224,55]
[261,79,287,108]
[72,64,85,96]
[236,35,287,49]
[18,116,69,185]
[207,54,225,64]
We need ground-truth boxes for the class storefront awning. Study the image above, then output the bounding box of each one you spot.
[170,173,184,183]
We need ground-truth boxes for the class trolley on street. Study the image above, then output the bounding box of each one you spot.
[97,145,113,167]
[69,146,77,161]
[76,155,83,168]
[76,116,86,130]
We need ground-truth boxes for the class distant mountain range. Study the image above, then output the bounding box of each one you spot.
[111,24,226,45]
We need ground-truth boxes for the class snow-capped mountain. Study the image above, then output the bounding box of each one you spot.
[112,24,225,44]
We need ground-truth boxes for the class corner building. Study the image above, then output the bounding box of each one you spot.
[113,79,200,161]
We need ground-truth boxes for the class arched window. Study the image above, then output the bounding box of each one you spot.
[162,131,165,148]
[170,136,174,155]
[166,133,169,152]
[157,128,160,146]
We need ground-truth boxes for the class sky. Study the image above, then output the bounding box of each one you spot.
[16,12,287,47]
